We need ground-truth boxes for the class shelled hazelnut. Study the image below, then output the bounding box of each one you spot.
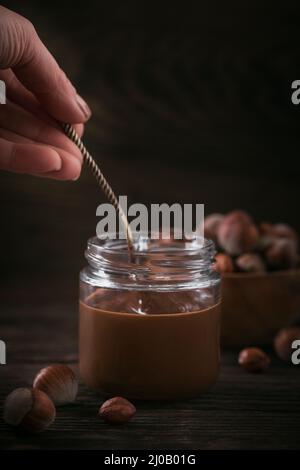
[99,397,136,424]
[213,253,234,274]
[217,211,259,256]
[236,253,266,273]
[33,364,78,406]
[274,327,300,361]
[3,388,56,433]
[238,347,270,373]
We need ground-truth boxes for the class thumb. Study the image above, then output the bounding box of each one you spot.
[0,6,91,123]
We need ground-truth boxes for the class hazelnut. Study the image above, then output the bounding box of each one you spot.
[259,222,274,237]
[3,388,55,433]
[272,223,298,241]
[33,364,78,406]
[204,213,224,243]
[259,222,298,240]
[217,211,259,256]
[238,347,270,373]
[259,222,298,250]
[265,238,298,270]
[99,397,136,424]
[236,253,266,273]
[274,327,300,361]
[213,253,234,274]
[257,222,275,251]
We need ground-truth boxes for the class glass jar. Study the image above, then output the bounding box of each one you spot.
[79,234,221,400]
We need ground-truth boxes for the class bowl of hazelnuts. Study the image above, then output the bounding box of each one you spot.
[205,210,300,347]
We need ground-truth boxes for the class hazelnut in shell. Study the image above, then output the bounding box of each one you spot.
[259,222,298,243]
[33,364,78,406]
[265,238,298,270]
[272,223,298,242]
[259,222,274,238]
[217,210,259,256]
[236,253,266,273]
[3,388,56,433]
[99,397,136,424]
[204,213,224,243]
[257,222,274,251]
[274,327,300,361]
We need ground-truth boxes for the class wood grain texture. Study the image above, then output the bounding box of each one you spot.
[1,1,300,286]
[221,270,300,346]
[0,283,300,450]
[0,1,300,451]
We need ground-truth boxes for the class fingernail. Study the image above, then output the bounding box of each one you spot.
[47,149,62,171]
[76,94,91,119]
[12,147,62,173]
[51,153,62,171]
[72,165,82,181]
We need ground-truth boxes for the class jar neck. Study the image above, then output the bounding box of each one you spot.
[81,234,219,291]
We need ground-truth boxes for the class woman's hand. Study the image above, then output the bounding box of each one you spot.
[0,5,91,180]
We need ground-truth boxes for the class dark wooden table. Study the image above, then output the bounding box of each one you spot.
[0,281,299,450]
[1,0,300,451]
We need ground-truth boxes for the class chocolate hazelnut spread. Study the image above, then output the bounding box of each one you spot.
[80,291,220,400]
[79,235,221,400]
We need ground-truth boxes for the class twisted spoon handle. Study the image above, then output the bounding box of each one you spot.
[61,123,133,249]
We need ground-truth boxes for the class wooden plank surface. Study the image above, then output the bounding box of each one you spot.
[0,0,300,451]
[0,282,299,450]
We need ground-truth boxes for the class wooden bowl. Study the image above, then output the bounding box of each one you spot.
[221,269,300,347]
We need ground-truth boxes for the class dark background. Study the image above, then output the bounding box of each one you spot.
[1,1,300,451]
[0,0,300,287]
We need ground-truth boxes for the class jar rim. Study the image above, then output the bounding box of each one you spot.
[88,232,215,255]
[81,233,219,291]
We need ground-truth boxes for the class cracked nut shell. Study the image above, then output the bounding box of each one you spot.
[33,364,78,406]
[3,387,56,433]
